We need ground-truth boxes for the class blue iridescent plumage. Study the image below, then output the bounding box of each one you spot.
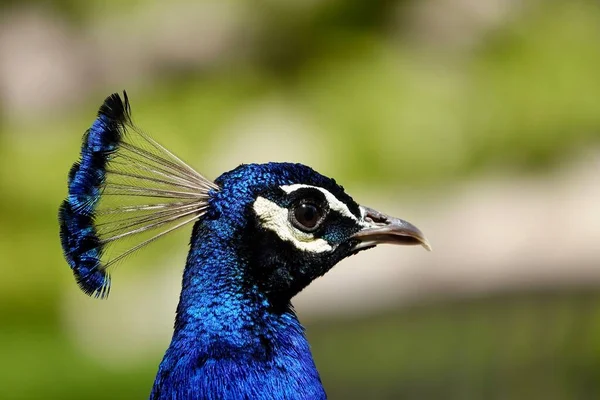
[59,93,129,297]
[59,93,430,399]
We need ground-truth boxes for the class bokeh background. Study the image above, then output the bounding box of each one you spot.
[1,0,600,399]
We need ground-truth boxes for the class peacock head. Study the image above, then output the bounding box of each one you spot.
[206,162,430,302]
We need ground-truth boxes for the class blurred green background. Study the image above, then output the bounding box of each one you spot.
[1,0,600,399]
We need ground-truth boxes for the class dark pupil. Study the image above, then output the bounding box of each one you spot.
[295,203,321,229]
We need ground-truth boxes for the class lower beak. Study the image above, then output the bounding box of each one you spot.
[351,206,431,251]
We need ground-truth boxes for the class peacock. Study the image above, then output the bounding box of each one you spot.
[59,92,430,399]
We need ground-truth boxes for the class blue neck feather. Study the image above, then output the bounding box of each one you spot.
[150,215,326,399]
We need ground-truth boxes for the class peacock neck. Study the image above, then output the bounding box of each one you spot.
[151,219,326,399]
[174,220,301,349]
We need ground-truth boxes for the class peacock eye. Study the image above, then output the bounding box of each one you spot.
[291,202,325,232]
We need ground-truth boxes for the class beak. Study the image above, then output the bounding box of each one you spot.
[351,206,431,251]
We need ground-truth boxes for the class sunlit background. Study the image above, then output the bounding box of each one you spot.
[1,0,600,399]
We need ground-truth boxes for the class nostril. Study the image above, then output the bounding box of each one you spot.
[364,207,390,225]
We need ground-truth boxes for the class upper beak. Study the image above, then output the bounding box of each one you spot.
[351,206,431,251]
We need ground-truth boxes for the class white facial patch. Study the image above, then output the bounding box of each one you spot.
[281,184,360,222]
[253,196,333,253]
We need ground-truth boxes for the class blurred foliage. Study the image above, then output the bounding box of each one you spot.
[0,0,599,399]
[310,289,600,399]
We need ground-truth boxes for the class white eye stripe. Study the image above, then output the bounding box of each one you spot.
[253,196,333,253]
[280,184,358,222]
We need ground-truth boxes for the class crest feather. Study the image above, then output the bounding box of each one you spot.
[59,92,217,298]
